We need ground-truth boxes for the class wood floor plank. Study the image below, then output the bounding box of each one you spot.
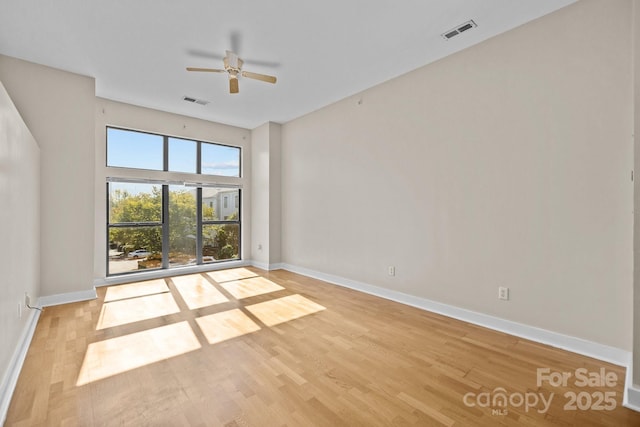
[6,267,640,426]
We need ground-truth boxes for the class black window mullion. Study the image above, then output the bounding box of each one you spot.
[202,221,240,226]
[163,135,169,171]
[196,141,202,174]
[162,185,169,269]
[109,222,162,228]
[196,187,203,264]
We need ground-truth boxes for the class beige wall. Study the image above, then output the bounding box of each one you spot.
[269,123,282,265]
[251,123,271,265]
[94,98,252,279]
[251,122,281,266]
[0,80,40,409]
[0,55,95,296]
[633,0,640,384]
[281,0,634,350]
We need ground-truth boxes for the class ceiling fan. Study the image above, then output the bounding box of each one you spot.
[186,50,277,94]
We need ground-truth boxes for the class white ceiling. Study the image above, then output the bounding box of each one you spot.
[0,0,576,129]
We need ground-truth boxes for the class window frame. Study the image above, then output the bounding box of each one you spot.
[105,127,243,276]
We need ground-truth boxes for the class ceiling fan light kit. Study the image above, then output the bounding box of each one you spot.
[187,50,277,94]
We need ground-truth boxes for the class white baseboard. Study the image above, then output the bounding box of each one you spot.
[250,261,284,271]
[624,364,640,411]
[278,263,630,367]
[249,260,270,270]
[37,288,97,307]
[0,308,41,425]
[268,262,285,270]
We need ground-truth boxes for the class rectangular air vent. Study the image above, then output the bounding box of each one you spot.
[441,20,477,40]
[183,96,209,106]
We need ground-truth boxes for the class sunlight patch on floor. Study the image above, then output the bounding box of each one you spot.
[195,308,261,344]
[81,270,327,385]
[245,294,326,327]
[97,292,180,330]
[206,267,258,283]
[218,276,285,300]
[76,321,200,386]
[103,278,169,302]
[171,274,229,309]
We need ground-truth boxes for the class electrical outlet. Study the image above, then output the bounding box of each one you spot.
[388,266,395,276]
[17,302,22,318]
[498,287,509,301]
[25,292,31,307]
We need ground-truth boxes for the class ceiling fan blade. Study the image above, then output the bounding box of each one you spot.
[229,78,239,94]
[226,50,239,68]
[186,67,225,73]
[241,71,277,84]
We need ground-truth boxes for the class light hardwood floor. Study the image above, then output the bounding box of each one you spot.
[6,267,640,426]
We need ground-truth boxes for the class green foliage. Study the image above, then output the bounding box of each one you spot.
[168,190,197,254]
[218,244,236,260]
[202,205,215,220]
[215,211,239,260]
[110,187,162,222]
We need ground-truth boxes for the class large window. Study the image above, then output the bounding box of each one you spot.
[106,127,241,276]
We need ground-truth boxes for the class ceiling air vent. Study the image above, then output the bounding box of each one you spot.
[441,20,477,40]
[182,96,209,106]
